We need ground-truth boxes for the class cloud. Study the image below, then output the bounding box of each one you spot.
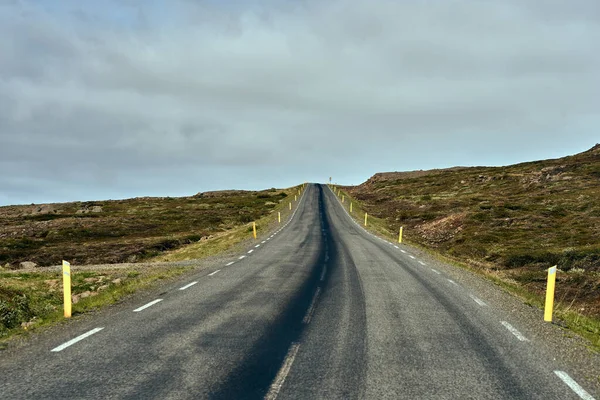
[1,0,599,204]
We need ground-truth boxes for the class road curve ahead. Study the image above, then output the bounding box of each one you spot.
[0,184,597,400]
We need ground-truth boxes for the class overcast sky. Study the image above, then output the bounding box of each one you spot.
[1,0,598,205]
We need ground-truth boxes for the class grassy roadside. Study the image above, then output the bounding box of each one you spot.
[330,184,600,351]
[0,184,306,346]
[151,184,305,262]
[0,265,192,348]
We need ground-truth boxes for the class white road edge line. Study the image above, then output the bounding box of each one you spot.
[469,294,487,307]
[51,328,104,352]
[208,270,221,276]
[239,255,246,260]
[262,241,266,244]
[554,371,596,400]
[255,244,261,248]
[226,261,235,266]
[394,245,399,249]
[248,249,254,254]
[409,255,416,259]
[431,268,441,274]
[303,288,322,324]
[179,281,198,291]
[447,279,458,286]
[501,321,529,342]
[400,250,407,254]
[133,299,163,312]
[418,261,426,266]
[264,343,301,400]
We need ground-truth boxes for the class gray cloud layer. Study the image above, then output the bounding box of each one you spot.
[1,0,599,205]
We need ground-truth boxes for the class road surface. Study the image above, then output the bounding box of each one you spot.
[0,184,597,399]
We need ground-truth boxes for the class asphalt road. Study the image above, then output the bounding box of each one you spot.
[0,184,597,399]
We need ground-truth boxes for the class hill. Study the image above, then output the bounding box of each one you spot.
[345,145,600,318]
[0,188,292,268]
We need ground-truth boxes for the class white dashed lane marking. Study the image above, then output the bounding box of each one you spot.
[133,299,163,312]
[554,371,596,400]
[431,269,441,274]
[208,269,221,276]
[303,287,321,324]
[226,261,235,266]
[501,321,529,342]
[265,343,300,400]
[51,328,104,352]
[469,294,487,307]
[179,282,198,291]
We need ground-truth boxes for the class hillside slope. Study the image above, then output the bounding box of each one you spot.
[0,188,293,268]
[346,145,600,317]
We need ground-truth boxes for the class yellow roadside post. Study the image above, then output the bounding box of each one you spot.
[253,222,257,239]
[364,212,368,227]
[398,227,404,243]
[62,260,72,318]
[278,212,281,223]
[289,202,292,210]
[295,195,297,202]
[342,195,345,203]
[350,203,353,213]
[544,266,557,322]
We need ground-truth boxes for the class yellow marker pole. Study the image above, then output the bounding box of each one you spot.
[278,212,281,223]
[342,195,345,203]
[253,222,257,239]
[398,227,404,243]
[364,212,368,227]
[350,203,353,213]
[289,202,292,210]
[295,195,297,202]
[544,266,557,322]
[62,260,72,318]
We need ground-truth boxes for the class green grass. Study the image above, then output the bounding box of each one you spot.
[0,266,191,343]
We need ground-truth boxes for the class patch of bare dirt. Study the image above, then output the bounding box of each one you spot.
[416,213,467,245]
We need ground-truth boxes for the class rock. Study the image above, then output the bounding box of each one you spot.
[111,278,122,285]
[91,206,103,213]
[72,294,81,304]
[21,321,35,330]
[19,261,37,269]
[83,277,96,283]
[98,285,109,291]
[32,204,58,215]
[79,291,92,299]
